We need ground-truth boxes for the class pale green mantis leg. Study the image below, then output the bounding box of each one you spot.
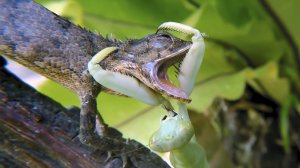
[150,22,209,168]
[169,102,209,168]
[158,22,205,95]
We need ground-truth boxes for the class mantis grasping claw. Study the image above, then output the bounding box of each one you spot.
[151,22,208,168]
[157,22,206,96]
[88,22,208,168]
[88,46,165,106]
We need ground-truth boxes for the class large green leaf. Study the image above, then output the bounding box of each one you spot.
[191,71,246,111]
[76,0,191,39]
[247,62,290,104]
[193,0,286,66]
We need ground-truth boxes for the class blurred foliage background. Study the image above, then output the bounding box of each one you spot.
[32,0,300,167]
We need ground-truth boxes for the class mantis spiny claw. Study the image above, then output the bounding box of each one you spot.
[157,22,205,95]
[88,47,165,106]
[149,23,208,168]
[89,47,118,66]
[157,22,201,40]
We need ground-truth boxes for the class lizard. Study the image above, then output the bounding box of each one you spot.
[89,22,208,168]
[0,0,194,153]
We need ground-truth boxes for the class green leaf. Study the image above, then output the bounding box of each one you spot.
[214,0,263,27]
[75,0,192,39]
[38,80,80,107]
[115,106,164,145]
[190,71,246,111]
[189,40,248,111]
[97,93,149,126]
[193,0,286,66]
[44,0,84,25]
[196,41,247,82]
[247,62,290,104]
[270,0,300,50]
[279,95,292,154]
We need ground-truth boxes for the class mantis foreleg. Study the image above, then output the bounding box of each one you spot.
[151,22,209,168]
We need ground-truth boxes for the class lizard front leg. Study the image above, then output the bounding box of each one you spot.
[78,85,101,145]
[78,71,124,149]
[74,66,100,144]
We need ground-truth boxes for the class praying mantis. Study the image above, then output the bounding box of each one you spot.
[88,22,208,168]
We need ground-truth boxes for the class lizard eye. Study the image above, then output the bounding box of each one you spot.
[149,33,173,50]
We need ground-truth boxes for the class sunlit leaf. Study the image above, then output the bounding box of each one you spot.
[214,0,263,27]
[44,0,84,25]
[247,62,290,104]
[270,0,300,50]
[190,71,246,111]
[279,95,291,154]
[194,0,286,66]
[38,80,80,107]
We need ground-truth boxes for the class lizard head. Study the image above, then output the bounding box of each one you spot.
[99,32,192,103]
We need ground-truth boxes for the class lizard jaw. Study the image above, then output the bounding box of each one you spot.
[143,44,191,103]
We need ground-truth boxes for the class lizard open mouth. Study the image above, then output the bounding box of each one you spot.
[142,44,192,103]
[89,23,203,106]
